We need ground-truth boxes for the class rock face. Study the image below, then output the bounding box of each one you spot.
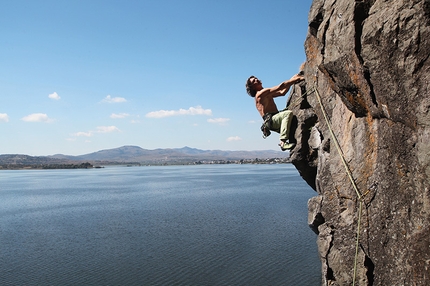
[288,0,430,285]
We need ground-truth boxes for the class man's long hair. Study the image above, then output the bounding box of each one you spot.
[246,76,257,97]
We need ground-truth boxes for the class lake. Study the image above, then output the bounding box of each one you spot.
[0,164,321,285]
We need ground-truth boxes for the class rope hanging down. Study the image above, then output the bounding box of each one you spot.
[286,84,315,109]
[313,87,370,286]
[314,87,362,199]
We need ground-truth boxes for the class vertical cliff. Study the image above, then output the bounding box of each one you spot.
[288,0,430,285]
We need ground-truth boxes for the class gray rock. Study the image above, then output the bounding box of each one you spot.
[290,0,430,284]
[308,195,325,234]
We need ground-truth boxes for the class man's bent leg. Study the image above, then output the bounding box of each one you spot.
[272,110,295,151]
[271,110,293,140]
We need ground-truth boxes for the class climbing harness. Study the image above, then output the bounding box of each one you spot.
[313,86,372,286]
[261,113,276,138]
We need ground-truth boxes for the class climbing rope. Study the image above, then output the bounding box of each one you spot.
[313,86,370,286]
[286,84,315,109]
[314,87,362,199]
[353,201,364,286]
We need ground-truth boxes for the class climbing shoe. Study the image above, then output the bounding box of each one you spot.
[279,141,296,151]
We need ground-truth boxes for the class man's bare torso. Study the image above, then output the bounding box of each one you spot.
[255,89,279,117]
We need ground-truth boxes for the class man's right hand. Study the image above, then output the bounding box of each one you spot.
[290,74,305,84]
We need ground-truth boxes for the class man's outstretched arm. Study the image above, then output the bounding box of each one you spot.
[263,74,304,98]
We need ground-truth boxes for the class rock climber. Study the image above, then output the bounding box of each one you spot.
[245,74,304,151]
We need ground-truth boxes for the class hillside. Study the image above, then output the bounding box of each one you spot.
[0,146,290,168]
[50,145,289,163]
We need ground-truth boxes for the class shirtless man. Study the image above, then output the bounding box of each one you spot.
[246,74,304,150]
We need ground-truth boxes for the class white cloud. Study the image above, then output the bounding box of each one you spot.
[73,126,120,137]
[0,113,9,122]
[208,118,230,125]
[21,113,53,123]
[110,113,130,119]
[227,136,242,142]
[102,95,127,103]
[74,131,93,137]
[48,92,61,100]
[146,106,212,118]
[96,126,120,133]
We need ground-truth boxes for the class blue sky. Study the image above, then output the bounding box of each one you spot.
[0,0,313,156]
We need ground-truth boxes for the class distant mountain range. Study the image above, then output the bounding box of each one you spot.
[0,145,290,167]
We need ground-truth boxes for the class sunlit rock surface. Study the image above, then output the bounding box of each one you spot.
[288,0,430,285]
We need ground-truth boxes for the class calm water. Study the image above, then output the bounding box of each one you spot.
[0,164,321,286]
